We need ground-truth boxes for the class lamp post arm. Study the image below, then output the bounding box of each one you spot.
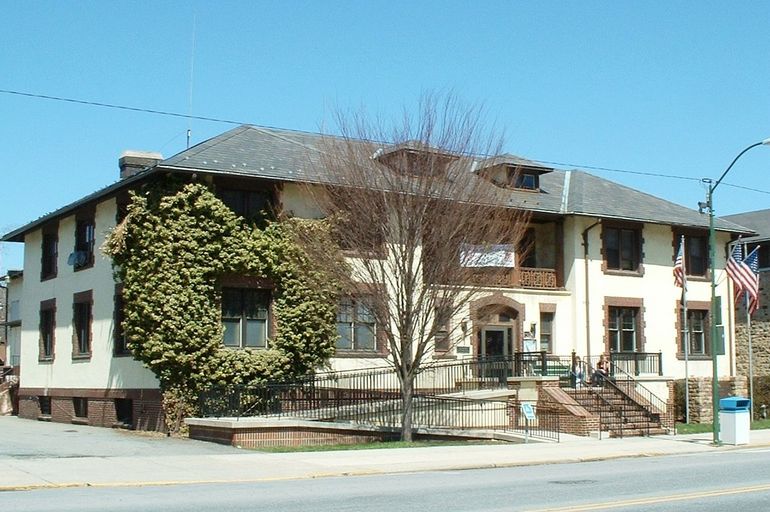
[714,141,768,192]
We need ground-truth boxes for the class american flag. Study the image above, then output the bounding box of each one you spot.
[674,236,685,288]
[726,244,760,315]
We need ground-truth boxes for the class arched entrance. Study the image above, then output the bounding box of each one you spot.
[477,305,518,359]
[470,294,525,360]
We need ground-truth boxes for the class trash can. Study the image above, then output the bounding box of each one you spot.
[719,397,751,445]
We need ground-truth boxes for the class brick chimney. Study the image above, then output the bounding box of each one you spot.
[118,150,163,179]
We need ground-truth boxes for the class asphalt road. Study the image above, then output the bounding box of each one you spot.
[6,448,770,512]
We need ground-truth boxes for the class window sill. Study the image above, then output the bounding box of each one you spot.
[684,275,709,282]
[676,353,711,361]
[72,354,92,361]
[73,262,94,272]
[334,350,387,358]
[38,357,54,364]
[40,274,57,282]
[603,269,644,278]
[432,352,456,360]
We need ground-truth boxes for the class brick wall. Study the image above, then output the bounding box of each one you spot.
[17,390,164,431]
[189,424,398,449]
[537,386,599,436]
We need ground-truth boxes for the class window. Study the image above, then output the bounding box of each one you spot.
[604,225,642,272]
[114,288,129,356]
[684,235,707,277]
[219,189,272,224]
[608,307,640,352]
[39,300,56,361]
[539,312,554,353]
[506,169,539,190]
[518,228,536,268]
[115,399,133,425]
[39,396,52,416]
[41,230,58,280]
[73,398,88,419]
[221,288,270,348]
[434,305,451,353]
[757,244,770,270]
[73,291,93,357]
[680,308,709,356]
[336,297,376,351]
[73,217,95,270]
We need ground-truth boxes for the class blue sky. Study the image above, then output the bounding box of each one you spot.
[2,1,770,274]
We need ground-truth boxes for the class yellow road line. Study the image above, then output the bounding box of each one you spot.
[523,482,770,511]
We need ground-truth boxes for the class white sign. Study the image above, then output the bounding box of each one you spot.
[520,403,536,421]
[460,244,515,268]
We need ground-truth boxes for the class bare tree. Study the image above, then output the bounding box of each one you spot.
[307,95,531,440]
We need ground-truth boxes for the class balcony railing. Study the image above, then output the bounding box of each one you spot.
[462,267,559,290]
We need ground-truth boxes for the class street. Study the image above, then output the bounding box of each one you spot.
[5,449,770,512]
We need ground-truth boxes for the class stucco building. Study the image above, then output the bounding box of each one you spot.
[1,125,755,429]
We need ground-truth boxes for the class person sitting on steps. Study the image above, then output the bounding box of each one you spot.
[592,354,609,387]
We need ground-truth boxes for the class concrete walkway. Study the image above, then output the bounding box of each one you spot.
[2,416,770,491]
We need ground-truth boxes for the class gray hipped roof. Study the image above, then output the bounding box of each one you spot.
[3,124,754,241]
[724,209,770,242]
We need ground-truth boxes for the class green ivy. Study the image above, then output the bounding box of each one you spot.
[105,178,341,427]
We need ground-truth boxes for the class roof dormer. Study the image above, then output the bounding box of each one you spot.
[374,140,460,176]
[474,154,552,192]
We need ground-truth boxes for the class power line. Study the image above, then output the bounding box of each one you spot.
[3,87,770,196]
[0,88,245,125]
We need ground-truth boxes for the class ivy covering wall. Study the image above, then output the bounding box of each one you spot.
[104,178,341,428]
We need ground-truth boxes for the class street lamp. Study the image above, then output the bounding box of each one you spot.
[704,138,770,445]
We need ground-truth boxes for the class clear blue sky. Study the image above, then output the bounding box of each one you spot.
[2,1,770,274]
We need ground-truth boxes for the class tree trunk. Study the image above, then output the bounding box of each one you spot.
[401,375,414,441]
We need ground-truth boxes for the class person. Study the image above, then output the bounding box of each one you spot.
[571,356,585,388]
[593,354,609,386]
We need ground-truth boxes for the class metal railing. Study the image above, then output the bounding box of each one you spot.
[601,352,663,376]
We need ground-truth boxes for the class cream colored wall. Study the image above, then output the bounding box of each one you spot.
[567,217,733,379]
[281,183,325,219]
[19,198,158,391]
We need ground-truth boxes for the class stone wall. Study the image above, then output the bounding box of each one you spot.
[735,272,770,379]
[680,376,747,423]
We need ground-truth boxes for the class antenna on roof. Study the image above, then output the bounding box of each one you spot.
[187,11,197,149]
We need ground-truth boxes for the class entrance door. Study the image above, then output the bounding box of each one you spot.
[482,328,508,358]
[481,327,511,382]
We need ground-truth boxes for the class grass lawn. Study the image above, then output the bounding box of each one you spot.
[253,439,505,453]
[676,418,770,435]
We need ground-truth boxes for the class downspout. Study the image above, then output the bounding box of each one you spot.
[582,221,601,362]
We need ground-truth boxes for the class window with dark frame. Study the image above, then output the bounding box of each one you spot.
[39,301,56,360]
[604,226,641,272]
[608,306,639,352]
[74,217,96,270]
[506,169,539,190]
[73,397,88,419]
[539,312,554,353]
[41,231,58,280]
[518,228,536,268]
[684,235,707,277]
[219,189,272,224]
[113,289,129,355]
[39,396,52,416]
[221,288,270,348]
[680,309,709,356]
[73,294,92,356]
[336,296,376,351]
[434,305,451,353]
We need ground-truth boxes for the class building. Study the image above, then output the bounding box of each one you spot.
[1,125,754,429]
[724,209,770,382]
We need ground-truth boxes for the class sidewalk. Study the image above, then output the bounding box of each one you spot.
[2,416,770,491]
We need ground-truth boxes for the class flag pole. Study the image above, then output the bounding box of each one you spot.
[744,240,755,422]
[682,235,690,425]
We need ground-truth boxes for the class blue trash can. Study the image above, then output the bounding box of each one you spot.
[719,397,750,445]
